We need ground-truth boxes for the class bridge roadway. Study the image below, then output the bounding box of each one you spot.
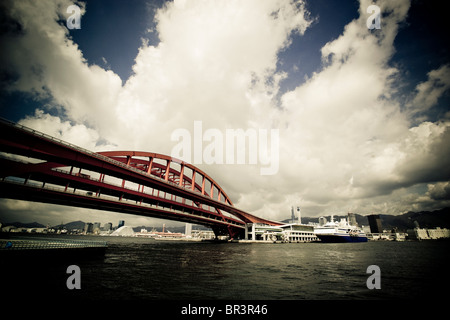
[0,118,281,238]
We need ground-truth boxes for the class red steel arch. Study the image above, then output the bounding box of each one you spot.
[95,151,281,227]
[98,151,234,206]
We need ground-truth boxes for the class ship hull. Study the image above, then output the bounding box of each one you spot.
[316,234,368,243]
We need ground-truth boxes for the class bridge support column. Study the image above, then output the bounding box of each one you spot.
[211,225,244,240]
[244,223,257,240]
[252,223,256,241]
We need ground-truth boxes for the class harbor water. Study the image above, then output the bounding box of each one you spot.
[2,234,449,301]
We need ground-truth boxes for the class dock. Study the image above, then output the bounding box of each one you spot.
[0,237,107,260]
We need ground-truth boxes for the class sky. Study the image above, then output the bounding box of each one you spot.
[0,0,449,228]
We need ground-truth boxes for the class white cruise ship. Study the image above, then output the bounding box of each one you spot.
[314,216,368,243]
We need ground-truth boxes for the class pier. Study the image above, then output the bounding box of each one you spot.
[0,237,107,259]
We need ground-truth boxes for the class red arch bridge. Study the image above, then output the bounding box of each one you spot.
[0,118,282,238]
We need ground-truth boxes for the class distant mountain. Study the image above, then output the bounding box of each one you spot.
[285,207,450,231]
[2,221,46,228]
[381,207,450,230]
[51,220,86,230]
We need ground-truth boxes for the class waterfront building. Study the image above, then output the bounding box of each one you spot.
[347,212,357,227]
[407,227,450,240]
[318,216,327,226]
[427,227,450,239]
[93,222,101,234]
[84,222,93,234]
[191,230,215,239]
[104,222,112,231]
[244,223,317,242]
[244,223,282,241]
[368,215,383,233]
[410,228,429,240]
[185,223,192,237]
[281,223,317,242]
[366,232,406,241]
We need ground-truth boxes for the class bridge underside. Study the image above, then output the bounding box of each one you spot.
[0,118,281,239]
[0,181,245,239]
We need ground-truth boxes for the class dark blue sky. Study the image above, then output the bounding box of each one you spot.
[2,0,448,122]
[69,0,162,80]
[391,0,450,120]
[278,0,360,92]
[72,0,362,92]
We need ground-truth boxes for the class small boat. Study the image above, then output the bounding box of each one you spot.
[314,216,368,243]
